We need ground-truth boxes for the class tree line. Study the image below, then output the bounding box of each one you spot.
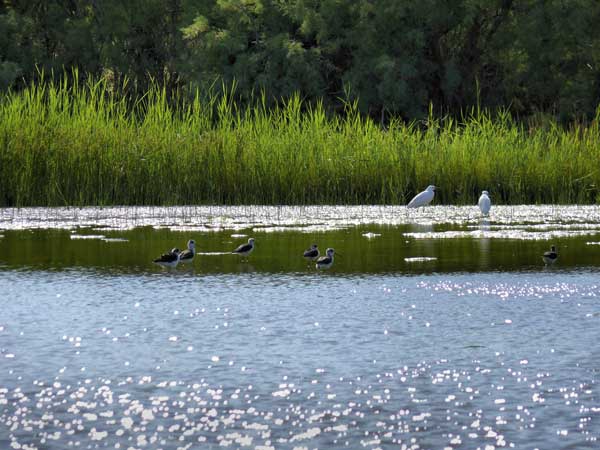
[1,0,600,122]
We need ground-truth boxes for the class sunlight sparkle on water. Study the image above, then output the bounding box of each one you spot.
[2,205,600,240]
[1,207,600,448]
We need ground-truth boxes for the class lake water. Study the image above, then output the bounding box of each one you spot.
[1,205,599,449]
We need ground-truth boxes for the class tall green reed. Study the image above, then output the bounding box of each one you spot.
[1,76,599,206]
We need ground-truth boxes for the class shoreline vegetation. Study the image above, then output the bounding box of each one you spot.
[1,77,599,207]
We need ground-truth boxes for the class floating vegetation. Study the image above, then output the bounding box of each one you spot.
[69,234,106,240]
[404,257,437,262]
[362,232,381,239]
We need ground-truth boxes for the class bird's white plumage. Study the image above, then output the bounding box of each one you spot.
[178,239,196,263]
[478,190,491,215]
[315,248,335,270]
[232,237,255,257]
[407,185,436,208]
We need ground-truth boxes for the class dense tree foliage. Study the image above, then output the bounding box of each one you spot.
[1,0,600,121]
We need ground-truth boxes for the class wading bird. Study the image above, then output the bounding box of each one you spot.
[153,248,181,268]
[232,238,255,260]
[315,248,336,270]
[303,244,320,261]
[542,245,558,265]
[478,190,491,216]
[178,239,196,264]
[407,185,436,208]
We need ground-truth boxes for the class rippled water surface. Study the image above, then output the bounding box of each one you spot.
[1,206,599,449]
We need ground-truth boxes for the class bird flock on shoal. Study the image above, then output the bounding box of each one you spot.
[153,187,559,269]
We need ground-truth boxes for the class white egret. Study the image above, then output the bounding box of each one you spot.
[478,190,491,215]
[407,185,436,208]
[542,245,558,265]
[178,239,196,264]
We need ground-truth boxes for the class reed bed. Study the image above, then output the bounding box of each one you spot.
[1,77,599,206]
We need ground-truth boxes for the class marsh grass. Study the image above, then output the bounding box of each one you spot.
[1,75,599,206]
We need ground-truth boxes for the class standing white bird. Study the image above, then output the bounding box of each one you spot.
[478,190,491,216]
[315,248,335,270]
[178,239,196,264]
[232,237,255,259]
[407,185,436,208]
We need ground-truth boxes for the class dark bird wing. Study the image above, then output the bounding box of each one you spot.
[153,252,178,263]
[179,249,193,260]
[304,248,318,258]
[232,243,252,254]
